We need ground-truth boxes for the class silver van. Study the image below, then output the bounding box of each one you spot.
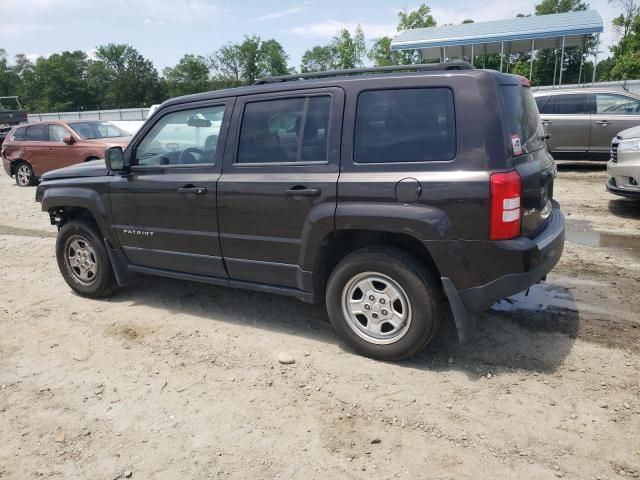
[534,88,640,160]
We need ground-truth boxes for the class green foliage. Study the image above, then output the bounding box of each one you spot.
[210,35,290,84]
[301,26,366,72]
[535,0,588,15]
[163,54,210,97]
[368,37,394,67]
[301,45,339,72]
[397,5,436,30]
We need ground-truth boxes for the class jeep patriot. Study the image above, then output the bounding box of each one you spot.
[35,63,565,360]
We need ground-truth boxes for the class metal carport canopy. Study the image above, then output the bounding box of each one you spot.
[390,10,604,61]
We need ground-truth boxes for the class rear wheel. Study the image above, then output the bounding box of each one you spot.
[56,219,117,298]
[326,247,442,361]
[15,162,34,187]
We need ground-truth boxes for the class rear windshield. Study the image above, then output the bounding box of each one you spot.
[500,85,545,157]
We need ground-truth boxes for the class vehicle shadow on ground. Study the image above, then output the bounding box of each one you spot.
[105,276,579,377]
[608,198,640,219]
[556,160,606,171]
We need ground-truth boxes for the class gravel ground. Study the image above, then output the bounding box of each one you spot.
[0,166,639,479]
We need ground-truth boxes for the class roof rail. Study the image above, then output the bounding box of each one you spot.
[254,61,474,85]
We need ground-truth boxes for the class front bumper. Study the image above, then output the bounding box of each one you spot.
[606,158,640,198]
[441,205,565,342]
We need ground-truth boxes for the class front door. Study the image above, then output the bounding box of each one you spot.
[590,92,640,159]
[109,100,233,278]
[217,88,343,290]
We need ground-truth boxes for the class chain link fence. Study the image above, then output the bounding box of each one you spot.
[27,107,150,122]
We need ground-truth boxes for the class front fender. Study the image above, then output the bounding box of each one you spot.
[38,183,114,243]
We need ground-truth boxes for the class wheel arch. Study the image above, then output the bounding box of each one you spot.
[311,229,442,303]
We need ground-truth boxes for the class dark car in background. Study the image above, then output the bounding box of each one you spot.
[534,88,640,160]
[1,120,131,186]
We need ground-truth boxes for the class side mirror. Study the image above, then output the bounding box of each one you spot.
[63,135,75,145]
[105,146,125,171]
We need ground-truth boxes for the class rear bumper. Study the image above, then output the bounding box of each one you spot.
[441,205,565,342]
[2,157,11,177]
[458,206,564,311]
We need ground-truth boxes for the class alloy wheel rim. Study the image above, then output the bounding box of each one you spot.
[65,235,98,286]
[341,271,412,345]
[17,165,31,185]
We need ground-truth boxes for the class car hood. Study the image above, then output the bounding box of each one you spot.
[41,159,108,181]
[84,136,131,147]
[617,125,640,139]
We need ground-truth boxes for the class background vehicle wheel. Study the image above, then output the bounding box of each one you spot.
[15,162,35,187]
[55,219,117,298]
[326,247,442,361]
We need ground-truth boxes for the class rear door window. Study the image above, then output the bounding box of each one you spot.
[354,88,456,163]
[237,95,331,164]
[26,124,49,141]
[500,85,545,156]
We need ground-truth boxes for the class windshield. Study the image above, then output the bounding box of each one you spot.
[500,85,545,157]
[69,121,131,140]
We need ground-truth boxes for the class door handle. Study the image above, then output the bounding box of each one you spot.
[177,185,207,195]
[285,186,321,197]
[595,120,610,125]
[541,119,552,124]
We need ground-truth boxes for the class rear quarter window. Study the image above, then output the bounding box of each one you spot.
[354,88,456,163]
[12,127,26,141]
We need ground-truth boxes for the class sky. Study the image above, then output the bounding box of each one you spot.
[0,0,623,72]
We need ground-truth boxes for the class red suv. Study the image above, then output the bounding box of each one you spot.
[1,120,131,186]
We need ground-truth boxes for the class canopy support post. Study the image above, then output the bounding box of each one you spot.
[529,39,535,81]
[553,39,558,87]
[444,46,447,62]
[392,50,397,65]
[592,33,600,84]
[559,36,566,86]
[500,41,504,72]
[483,44,487,68]
[471,44,474,65]
[418,49,423,63]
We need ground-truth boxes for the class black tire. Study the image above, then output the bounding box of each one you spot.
[55,219,117,298]
[14,161,35,187]
[326,247,442,361]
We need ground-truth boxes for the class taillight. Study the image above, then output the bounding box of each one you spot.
[490,171,522,240]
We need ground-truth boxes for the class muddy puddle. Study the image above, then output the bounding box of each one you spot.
[565,218,640,259]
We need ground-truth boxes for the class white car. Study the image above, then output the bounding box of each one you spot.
[608,126,640,199]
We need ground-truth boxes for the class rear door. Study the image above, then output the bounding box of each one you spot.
[537,93,590,158]
[24,124,50,175]
[217,88,343,290]
[502,83,555,237]
[590,92,640,159]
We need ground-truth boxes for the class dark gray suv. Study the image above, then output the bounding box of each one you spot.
[35,63,565,360]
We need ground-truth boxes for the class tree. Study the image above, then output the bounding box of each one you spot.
[163,54,210,97]
[301,26,366,72]
[462,19,475,24]
[535,0,588,14]
[368,37,393,66]
[333,26,367,69]
[397,4,437,30]
[301,45,338,72]
[92,44,164,108]
[211,36,290,85]
[611,0,640,38]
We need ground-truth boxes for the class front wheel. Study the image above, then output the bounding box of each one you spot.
[55,220,117,298]
[15,162,35,187]
[326,247,442,361]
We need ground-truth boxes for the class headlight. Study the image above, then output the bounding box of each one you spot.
[617,137,640,151]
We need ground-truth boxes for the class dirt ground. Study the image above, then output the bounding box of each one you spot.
[1,164,639,480]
